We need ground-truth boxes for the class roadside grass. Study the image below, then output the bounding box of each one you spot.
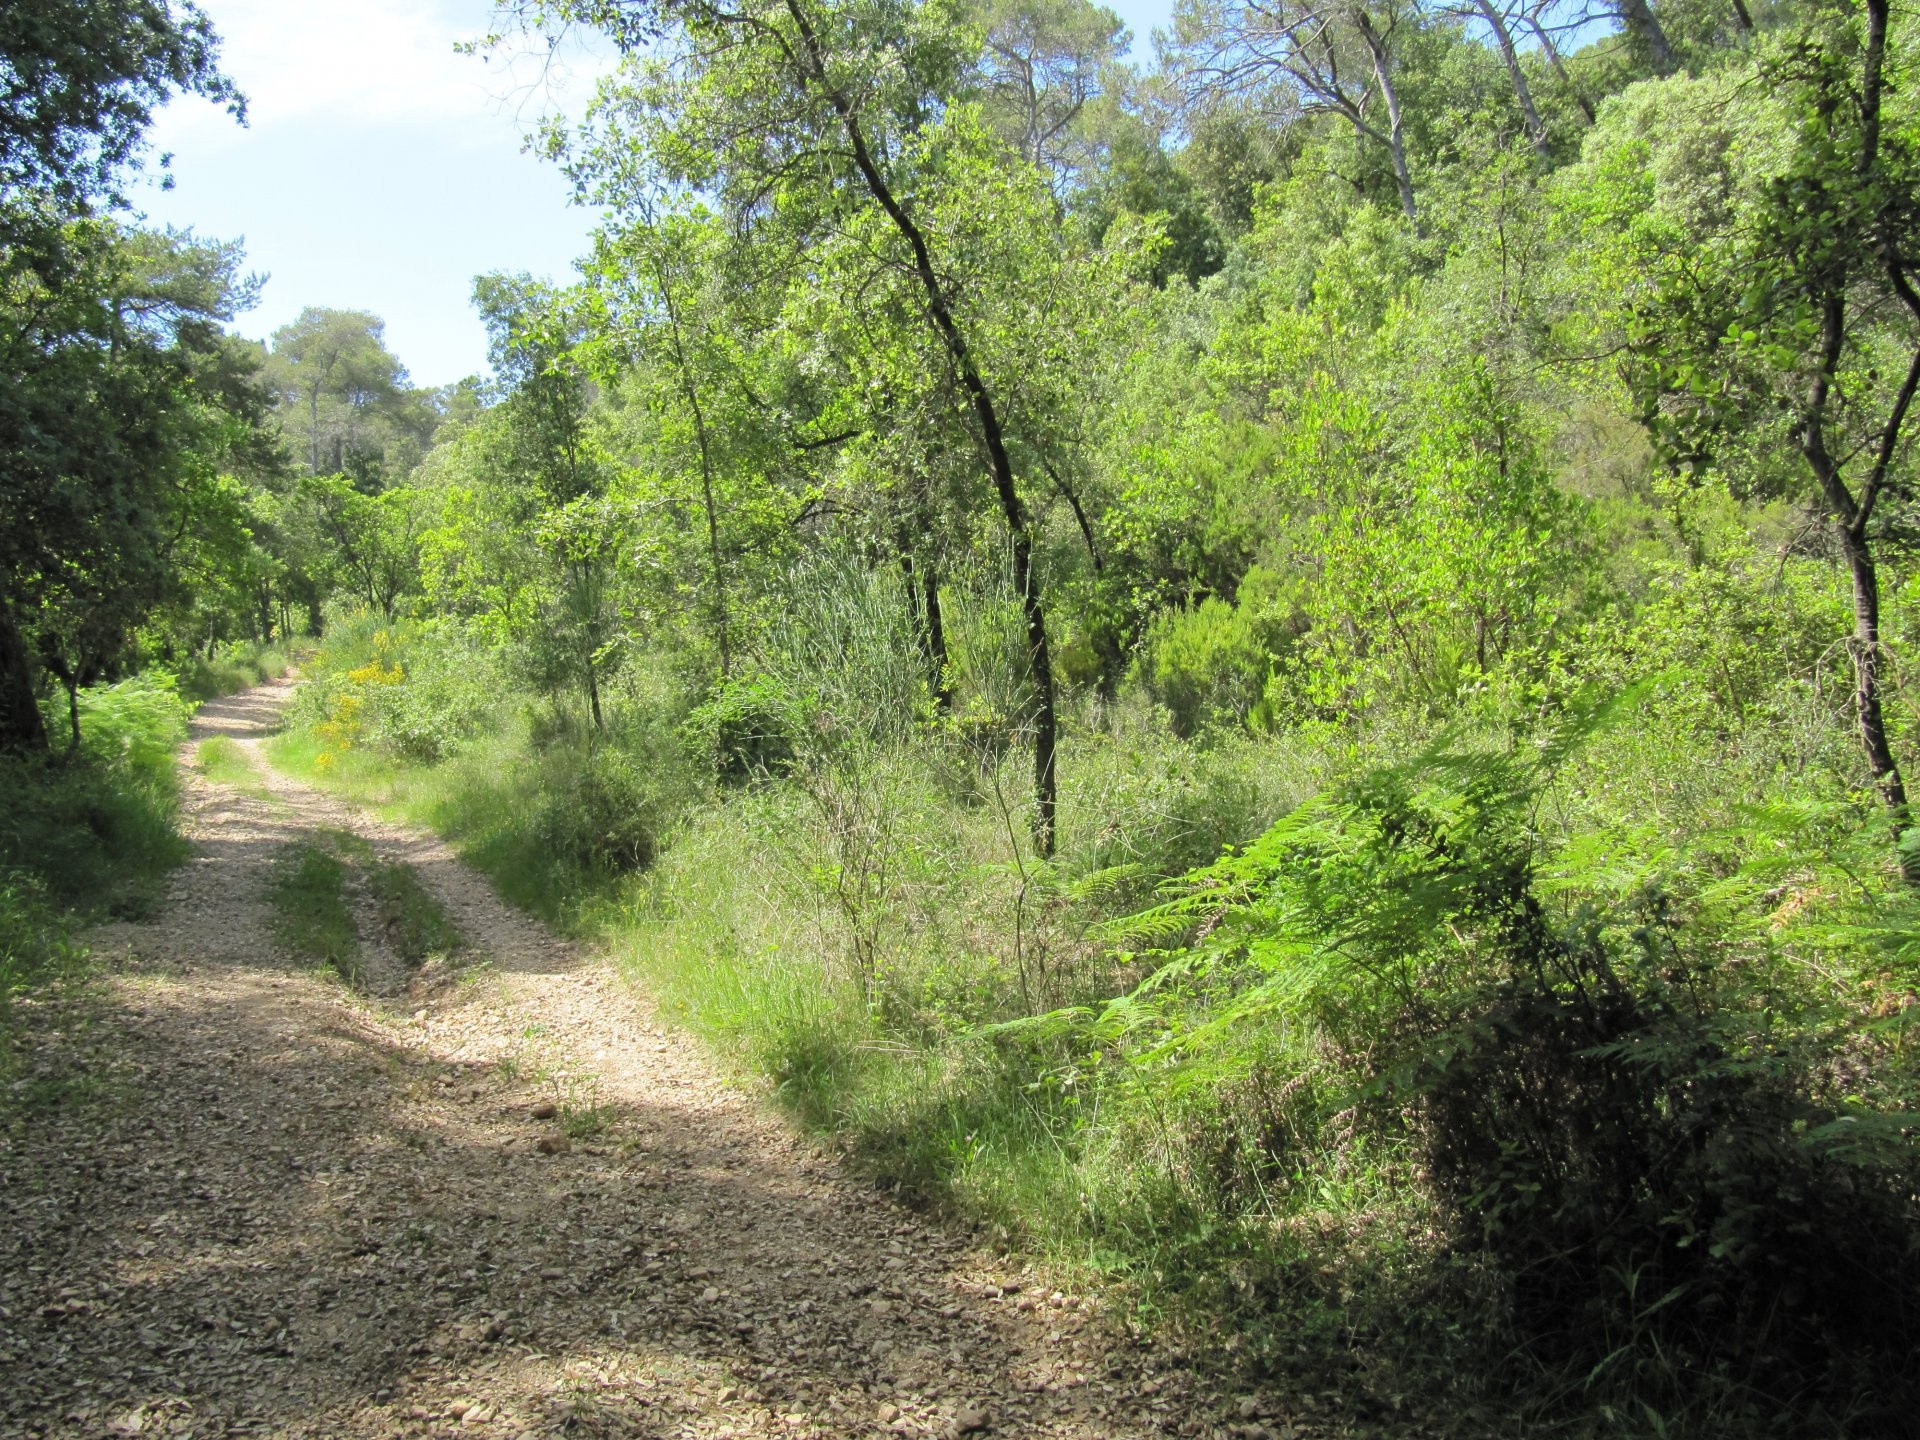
[267,725,628,926]
[2,675,194,1116]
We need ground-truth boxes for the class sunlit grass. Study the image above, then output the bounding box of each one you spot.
[193,735,272,800]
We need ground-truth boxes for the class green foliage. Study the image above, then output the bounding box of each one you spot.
[0,671,189,1020]
[1137,566,1298,736]
[177,637,294,704]
[1085,715,1920,1420]
[683,673,803,781]
[98,0,1920,1425]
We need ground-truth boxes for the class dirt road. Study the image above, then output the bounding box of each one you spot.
[0,680,1226,1440]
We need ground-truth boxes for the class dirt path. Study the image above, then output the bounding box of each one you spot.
[0,681,1242,1440]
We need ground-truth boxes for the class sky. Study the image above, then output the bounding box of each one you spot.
[140,0,1177,390]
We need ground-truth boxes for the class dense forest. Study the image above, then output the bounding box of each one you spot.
[6,0,1920,1431]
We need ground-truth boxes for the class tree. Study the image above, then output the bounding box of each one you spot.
[0,226,276,750]
[0,0,244,751]
[511,0,1144,852]
[972,0,1129,194]
[0,0,240,214]
[1565,0,1920,877]
[1169,0,1423,223]
[265,307,433,486]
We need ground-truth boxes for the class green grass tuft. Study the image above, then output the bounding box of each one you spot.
[268,839,359,981]
[368,859,461,964]
[193,735,269,798]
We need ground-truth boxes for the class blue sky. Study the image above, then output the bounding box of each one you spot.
[140,0,1176,390]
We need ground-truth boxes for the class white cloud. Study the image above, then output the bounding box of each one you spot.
[150,0,611,151]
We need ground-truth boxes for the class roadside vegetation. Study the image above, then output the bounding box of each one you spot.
[269,836,361,981]
[0,676,191,1061]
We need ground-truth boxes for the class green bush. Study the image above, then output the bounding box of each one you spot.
[1091,722,1920,1423]
[369,625,511,762]
[531,744,668,875]
[1137,566,1299,738]
[178,637,297,703]
[1,671,191,1016]
[682,672,802,781]
[1,673,190,922]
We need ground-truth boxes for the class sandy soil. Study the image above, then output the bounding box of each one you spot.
[0,680,1271,1440]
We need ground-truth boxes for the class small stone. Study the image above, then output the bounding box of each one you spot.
[408,1407,432,1420]
[1237,1397,1260,1420]
[717,1386,738,1403]
[954,1405,989,1434]
[447,1402,471,1420]
[701,1286,721,1303]
[530,1101,558,1120]
[877,1404,901,1423]
[535,1133,570,1155]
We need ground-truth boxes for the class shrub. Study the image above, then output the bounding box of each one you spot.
[178,638,296,704]
[530,745,667,876]
[1137,566,1299,738]
[369,626,510,762]
[1093,723,1920,1422]
[682,673,802,781]
[0,669,191,1020]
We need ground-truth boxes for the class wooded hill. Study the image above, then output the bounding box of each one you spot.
[5,0,1920,1431]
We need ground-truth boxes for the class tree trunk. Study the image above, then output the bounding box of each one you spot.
[1614,0,1676,73]
[784,0,1058,852]
[62,675,80,755]
[924,566,952,712]
[654,262,731,680]
[1839,526,1916,881]
[1475,0,1550,159]
[1356,13,1418,223]
[1527,17,1596,123]
[0,598,47,753]
[41,654,80,754]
